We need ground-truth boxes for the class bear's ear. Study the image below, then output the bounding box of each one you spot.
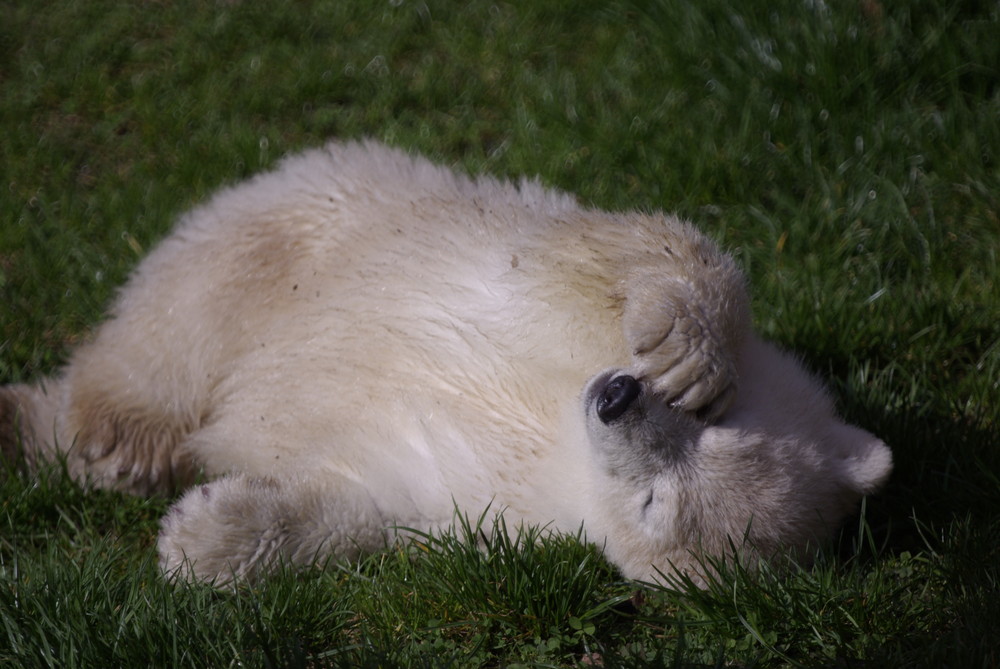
[832,424,893,495]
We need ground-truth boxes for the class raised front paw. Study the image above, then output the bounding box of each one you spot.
[623,279,748,421]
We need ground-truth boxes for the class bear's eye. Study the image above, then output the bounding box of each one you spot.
[596,375,641,424]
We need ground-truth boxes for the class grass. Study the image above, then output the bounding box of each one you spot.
[1,0,998,665]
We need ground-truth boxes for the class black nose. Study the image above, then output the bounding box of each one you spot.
[596,375,641,424]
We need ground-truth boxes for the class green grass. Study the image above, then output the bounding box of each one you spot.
[1,0,998,665]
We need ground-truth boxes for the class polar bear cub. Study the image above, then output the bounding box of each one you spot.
[0,140,891,584]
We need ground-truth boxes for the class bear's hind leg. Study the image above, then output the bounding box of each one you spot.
[0,372,199,496]
[63,387,199,495]
[0,382,58,471]
[157,472,388,585]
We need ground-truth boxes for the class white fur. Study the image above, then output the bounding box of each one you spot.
[0,140,892,584]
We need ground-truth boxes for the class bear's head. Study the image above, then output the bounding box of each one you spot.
[580,357,892,584]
